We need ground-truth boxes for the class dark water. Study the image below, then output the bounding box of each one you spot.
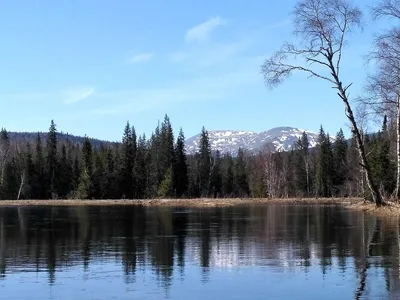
[0,204,399,299]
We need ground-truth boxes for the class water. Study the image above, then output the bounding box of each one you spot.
[0,204,399,299]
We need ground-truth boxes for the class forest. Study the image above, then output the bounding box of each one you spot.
[0,114,393,201]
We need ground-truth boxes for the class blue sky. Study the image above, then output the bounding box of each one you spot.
[0,0,387,142]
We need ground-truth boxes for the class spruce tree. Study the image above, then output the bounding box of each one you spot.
[235,148,250,197]
[333,129,348,195]
[210,150,222,198]
[120,122,135,199]
[198,127,211,197]
[58,144,72,198]
[135,134,148,199]
[46,120,58,199]
[315,127,334,197]
[294,132,310,196]
[223,153,234,197]
[77,137,94,199]
[34,133,46,199]
[173,129,188,198]
[159,115,175,196]
[370,117,396,196]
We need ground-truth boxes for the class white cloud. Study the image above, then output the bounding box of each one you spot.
[62,87,95,104]
[128,52,154,64]
[185,16,226,43]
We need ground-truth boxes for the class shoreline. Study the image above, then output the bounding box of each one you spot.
[0,198,399,217]
[0,197,360,207]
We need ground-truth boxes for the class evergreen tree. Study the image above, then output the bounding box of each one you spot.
[370,117,395,196]
[0,128,10,189]
[158,167,173,198]
[120,122,135,199]
[198,127,211,197]
[24,142,35,199]
[104,148,117,199]
[77,137,94,199]
[173,129,188,198]
[58,144,72,198]
[235,148,250,197]
[223,153,234,197]
[294,132,311,196]
[159,115,175,196]
[315,127,334,197]
[210,150,222,198]
[34,133,46,199]
[46,120,58,198]
[333,129,348,195]
[135,134,149,199]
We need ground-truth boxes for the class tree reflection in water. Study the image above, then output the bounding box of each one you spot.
[0,204,399,299]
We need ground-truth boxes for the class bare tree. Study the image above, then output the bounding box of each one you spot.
[260,0,383,205]
[14,143,26,200]
[365,0,400,200]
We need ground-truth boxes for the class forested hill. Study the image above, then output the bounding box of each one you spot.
[7,131,119,149]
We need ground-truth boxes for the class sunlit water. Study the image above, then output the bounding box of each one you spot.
[0,204,399,299]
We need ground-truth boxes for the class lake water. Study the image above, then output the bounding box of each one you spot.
[0,204,399,299]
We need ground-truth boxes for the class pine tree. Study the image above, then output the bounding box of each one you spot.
[198,127,211,197]
[46,120,58,199]
[173,129,188,198]
[58,144,72,198]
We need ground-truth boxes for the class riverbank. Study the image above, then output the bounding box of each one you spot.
[0,197,360,207]
[348,201,400,217]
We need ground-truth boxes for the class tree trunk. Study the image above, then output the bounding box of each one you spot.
[17,172,25,201]
[339,86,382,206]
[396,94,400,201]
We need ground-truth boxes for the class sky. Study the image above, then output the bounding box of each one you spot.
[0,0,390,142]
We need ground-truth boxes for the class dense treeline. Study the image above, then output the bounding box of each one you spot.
[0,115,394,200]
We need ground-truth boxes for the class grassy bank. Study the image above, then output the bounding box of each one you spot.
[0,197,360,207]
[348,201,400,217]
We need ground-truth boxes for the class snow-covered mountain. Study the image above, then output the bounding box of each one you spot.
[185,126,320,155]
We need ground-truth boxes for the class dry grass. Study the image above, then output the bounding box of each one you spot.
[0,197,360,207]
[348,201,400,217]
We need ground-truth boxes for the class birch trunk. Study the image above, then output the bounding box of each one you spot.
[340,86,382,206]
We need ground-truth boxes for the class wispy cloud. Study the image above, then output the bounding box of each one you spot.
[90,69,261,116]
[62,87,95,104]
[128,52,154,64]
[185,16,226,43]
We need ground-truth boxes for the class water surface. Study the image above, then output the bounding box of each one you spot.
[0,204,399,299]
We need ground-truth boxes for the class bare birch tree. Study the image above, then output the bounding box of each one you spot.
[260,0,383,205]
[14,143,26,200]
[364,0,400,200]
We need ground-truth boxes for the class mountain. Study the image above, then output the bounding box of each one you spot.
[7,131,118,149]
[185,127,320,155]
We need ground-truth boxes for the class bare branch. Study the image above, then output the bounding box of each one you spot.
[371,0,400,20]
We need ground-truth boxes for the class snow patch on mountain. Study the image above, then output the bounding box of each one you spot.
[185,126,321,155]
